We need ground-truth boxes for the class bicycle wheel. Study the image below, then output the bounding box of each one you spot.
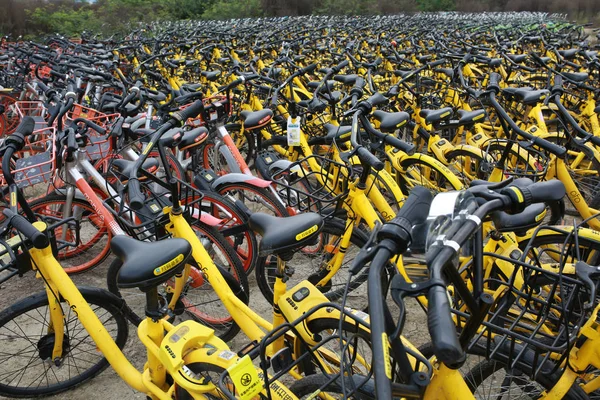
[202,139,234,175]
[518,229,600,267]
[255,217,374,310]
[445,148,489,186]
[289,374,375,399]
[28,194,111,274]
[0,93,19,135]
[418,342,586,399]
[299,315,374,378]
[398,156,464,194]
[107,222,248,342]
[216,181,289,217]
[464,358,587,399]
[0,288,128,398]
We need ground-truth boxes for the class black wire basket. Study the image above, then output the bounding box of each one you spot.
[481,138,549,180]
[270,154,350,218]
[217,302,374,400]
[102,175,204,242]
[453,224,594,379]
[0,214,80,284]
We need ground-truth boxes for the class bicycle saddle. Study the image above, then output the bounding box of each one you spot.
[506,54,527,64]
[562,72,588,83]
[457,109,486,126]
[111,158,159,180]
[249,212,323,259]
[178,127,208,150]
[111,235,192,292]
[241,109,273,130]
[558,49,579,59]
[333,74,359,85]
[515,89,549,105]
[201,70,221,81]
[372,110,409,132]
[307,123,352,146]
[420,107,453,125]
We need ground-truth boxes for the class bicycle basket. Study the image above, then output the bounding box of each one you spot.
[179,95,231,128]
[270,153,349,217]
[13,101,48,129]
[453,224,593,379]
[481,138,549,180]
[0,231,31,284]
[102,174,204,242]
[0,126,56,189]
[217,301,374,399]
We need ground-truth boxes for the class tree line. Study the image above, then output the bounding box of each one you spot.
[0,0,598,38]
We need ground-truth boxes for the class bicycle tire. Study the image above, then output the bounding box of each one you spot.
[216,181,289,217]
[518,229,600,267]
[193,190,259,273]
[28,194,111,274]
[300,315,374,378]
[418,342,587,399]
[289,373,376,399]
[0,287,128,398]
[463,357,588,399]
[444,148,488,184]
[107,222,248,342]
[398,156,464,194]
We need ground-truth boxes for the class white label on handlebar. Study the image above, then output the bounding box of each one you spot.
[287,116,301,146]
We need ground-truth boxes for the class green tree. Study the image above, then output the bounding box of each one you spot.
[202,0,263,20]
[416,0,456,11]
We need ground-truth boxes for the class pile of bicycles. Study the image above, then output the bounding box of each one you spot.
[0,11,600,400]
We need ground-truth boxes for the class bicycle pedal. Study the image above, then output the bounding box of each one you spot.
[237,340,260,357]
[271,347,293,373]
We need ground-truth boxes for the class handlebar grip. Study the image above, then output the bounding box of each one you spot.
[428,284,464,367]
[487,72,501,92]
[384,135,415,155]
[552,75,564,93]
[14,116,36,137]
[356,147,384,171]
[128,179,145,210]
[3,210,49,249]
[333,59,349,73]
[531,136,566,157]
[171,100,203,125]
[428,59,446,68]
[367,92,388,108]
[393,186,432,227]
[300,63,317,75]
[503,179,566,210]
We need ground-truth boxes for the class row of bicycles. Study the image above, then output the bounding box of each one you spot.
[1,11,600,399]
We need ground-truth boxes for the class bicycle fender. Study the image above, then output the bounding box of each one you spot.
[211,173,272,191]
[215,141,242,174]
[399,153,465,190]
[449,144,495,163]
[267,159,294,176]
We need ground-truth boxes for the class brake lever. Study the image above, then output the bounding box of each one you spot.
[575,261,600,310]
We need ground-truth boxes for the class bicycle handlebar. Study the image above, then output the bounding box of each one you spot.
[2,209,48,249]
[128,99,204,210]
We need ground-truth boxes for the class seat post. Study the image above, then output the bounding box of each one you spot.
[145,287,163,320]
[271,256,288,352]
